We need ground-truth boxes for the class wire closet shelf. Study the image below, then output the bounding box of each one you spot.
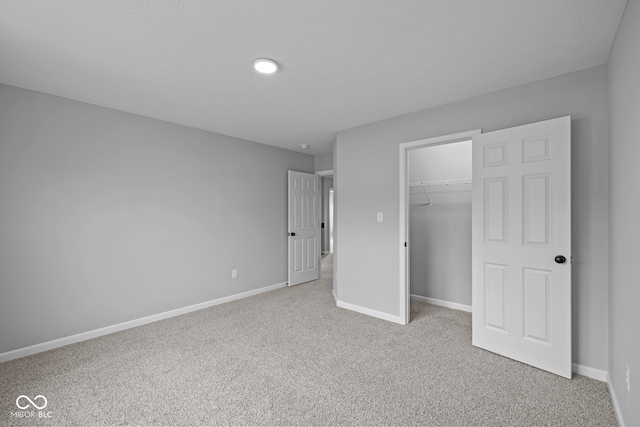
[409,178,472,193]
[409,178,472,206]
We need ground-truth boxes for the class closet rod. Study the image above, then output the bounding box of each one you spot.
[421,185,431,205]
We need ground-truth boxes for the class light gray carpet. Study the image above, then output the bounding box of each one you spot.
[0,254,617,426]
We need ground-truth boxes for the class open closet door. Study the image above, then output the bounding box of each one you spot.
[472,116,572,378]
[288,171,321,286]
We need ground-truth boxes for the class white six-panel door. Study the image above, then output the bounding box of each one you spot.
[288,171,321,286]
[472,116,572,378]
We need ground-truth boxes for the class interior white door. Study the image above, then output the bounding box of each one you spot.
[288,171,321,286]
[472,116,572,378]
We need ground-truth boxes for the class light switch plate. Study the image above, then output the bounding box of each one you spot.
[377,212,383,222]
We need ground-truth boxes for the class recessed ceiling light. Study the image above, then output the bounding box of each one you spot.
[300,144,310,149]
[253,58,278,74]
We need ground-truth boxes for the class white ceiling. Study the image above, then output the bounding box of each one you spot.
[0,0,626,154]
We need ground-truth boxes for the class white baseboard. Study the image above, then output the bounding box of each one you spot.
[571,363,608,382]
[332,288,338,302]
[0,281,288,364]
[335,299,404,325]
[410,294,472,313]
[606,372,626,427]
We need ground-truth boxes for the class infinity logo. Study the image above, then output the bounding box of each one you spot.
[16,395,47,410]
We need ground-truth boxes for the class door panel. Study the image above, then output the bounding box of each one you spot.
[523,267,550,344]
[472,116,571,378]
[484,263,508,331]
[288,171,321,286]
[306,237,317,269]
[293,239,303,272]
[484,178,508,243]
[523,174,550,245]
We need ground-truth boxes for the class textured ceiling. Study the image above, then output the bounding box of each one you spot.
[0,0,627,154]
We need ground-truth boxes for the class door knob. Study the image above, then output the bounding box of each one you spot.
[555,255,567,264]
[288,232,296,237]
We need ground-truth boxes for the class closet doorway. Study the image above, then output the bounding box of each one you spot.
[408,140,473,313]
[398,129,481,324]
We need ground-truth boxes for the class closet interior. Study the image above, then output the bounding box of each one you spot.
[409,140,473,308]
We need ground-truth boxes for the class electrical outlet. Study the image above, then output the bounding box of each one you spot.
[626,364,631,392]
[232,269,238,279]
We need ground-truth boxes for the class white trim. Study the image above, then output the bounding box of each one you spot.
[316,169,334,177]
[0,281,287,363]
[336,299,404,325]
[410,294,472,313]
[332,288,338,303]
[399,140,409,325]
[606,372,626,427]
[399,129,482,325]
[571,363,608,382]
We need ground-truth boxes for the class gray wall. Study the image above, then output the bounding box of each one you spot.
[314,152,333,172]
[409,142,472,305]
[410,194,471,304]
[0,83,313,354]
[335,65,609,370]
[607,1,640,425]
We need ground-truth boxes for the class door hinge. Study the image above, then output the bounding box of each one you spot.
[404,242,407,247]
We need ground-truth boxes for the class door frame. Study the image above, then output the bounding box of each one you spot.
[329,187,334,254]
[398,129,482,325]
